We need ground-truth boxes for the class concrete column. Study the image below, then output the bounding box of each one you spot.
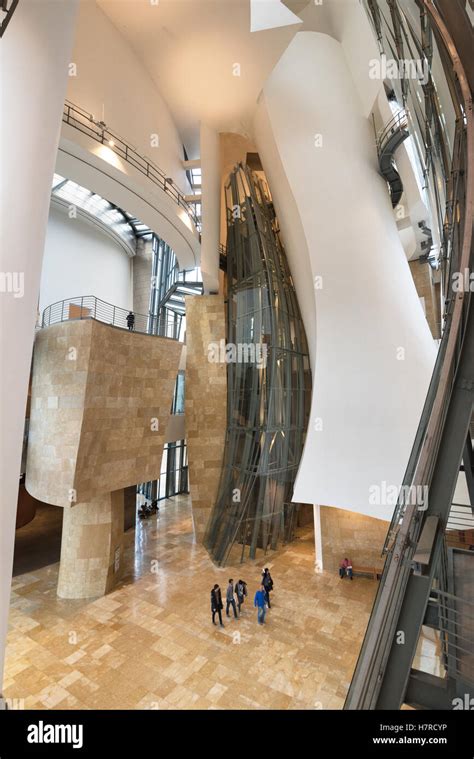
[57,490,124,599]
[313,504,323,573]
[199,123,220,294]
[0,0,79,693]
[132,237,153,316]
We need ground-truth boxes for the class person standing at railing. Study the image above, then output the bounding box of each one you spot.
[126,311,135,331]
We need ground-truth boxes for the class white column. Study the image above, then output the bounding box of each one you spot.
[313,504,323,573]
[199,123,221,294]
[0,0,79,694]
[254,32,437,521]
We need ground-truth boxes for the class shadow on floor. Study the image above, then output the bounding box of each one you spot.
[12,503,63,576]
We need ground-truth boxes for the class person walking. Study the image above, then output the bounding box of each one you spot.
[235,579,247,614]
[126,311,135,331]
[261,568,274,608]
[254,584,267,625]
[226,579,238,619]
[211,584,224,627]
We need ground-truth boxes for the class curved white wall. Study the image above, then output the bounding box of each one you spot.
[68,0,188,193]
[40,206,133,314]
[0,0,79,692]
[61,0,200,270]
[254,32,437,521]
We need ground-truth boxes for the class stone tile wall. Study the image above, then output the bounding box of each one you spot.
[409,260,440,339]
[26,319,182,505]
[185,295,227,540]
[57,489,124,599]
[320,506,389,573]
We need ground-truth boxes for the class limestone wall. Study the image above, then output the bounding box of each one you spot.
[26,319,182,505]
[57,489,124,599]
[320,505,389,572]
[409,260,440,340]
[185,295,227,539]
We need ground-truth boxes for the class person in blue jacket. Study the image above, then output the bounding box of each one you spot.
[254,584,267,625]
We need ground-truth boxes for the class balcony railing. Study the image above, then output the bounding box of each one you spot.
[41,296,183,341]
[376,109,409,155]
[62,100,200,232]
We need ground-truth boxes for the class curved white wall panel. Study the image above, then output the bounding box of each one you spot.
[57,133,200,270]
[250,0,302,33]
[68,0,188,193]
[63,0,200,270]
[254,32,437,520]
[199,123,221,293]
[0,0,79,689]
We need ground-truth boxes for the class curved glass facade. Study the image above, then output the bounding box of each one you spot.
[205,164,311,565]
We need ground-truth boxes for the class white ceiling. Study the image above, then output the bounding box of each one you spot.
[97,0,318,156]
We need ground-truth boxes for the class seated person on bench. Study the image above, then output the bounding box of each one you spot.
[339,557,353,580]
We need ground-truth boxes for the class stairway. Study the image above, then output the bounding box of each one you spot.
[377,111,409,208]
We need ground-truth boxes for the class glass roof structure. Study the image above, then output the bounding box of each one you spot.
[51,174,153,255]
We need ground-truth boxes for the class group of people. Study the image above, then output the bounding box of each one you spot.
[138,499,159,520]
[210,568,274,627]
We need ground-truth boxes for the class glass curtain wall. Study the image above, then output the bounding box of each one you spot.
[205,164,312,565]
[148,234,182,339]
[138,441,188,504]
[138,244,188,505]
[157,440,189,501]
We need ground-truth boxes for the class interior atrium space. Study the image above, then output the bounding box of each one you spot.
[1,0,473,750]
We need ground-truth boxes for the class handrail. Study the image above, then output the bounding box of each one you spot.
[41,295,183,341]
[62,100,200,232]
[376,109,409,154]
[430,586,474,685]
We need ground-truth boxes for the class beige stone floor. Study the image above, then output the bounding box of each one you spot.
[4,495,380,710]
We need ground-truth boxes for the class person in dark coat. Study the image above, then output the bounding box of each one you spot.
[126,311,135,330]
[211,584,224,626]
[261,568,273,608]
[235,579,247,614]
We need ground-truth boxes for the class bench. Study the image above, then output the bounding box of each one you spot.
[352,565,383,580]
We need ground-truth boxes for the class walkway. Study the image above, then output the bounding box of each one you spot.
[4,495,378,710]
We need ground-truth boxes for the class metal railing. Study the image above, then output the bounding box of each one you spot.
[62,100,200,231]
[41,296,183,341]
[447,502,474,532]
[376,109,409,155]
[432,587,474,686]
